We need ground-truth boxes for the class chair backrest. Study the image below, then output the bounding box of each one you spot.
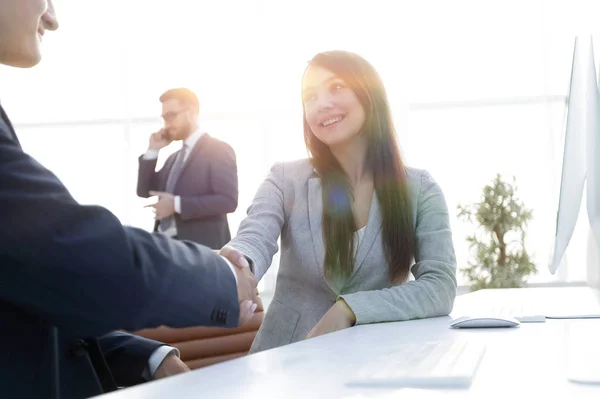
[133,296,264,369]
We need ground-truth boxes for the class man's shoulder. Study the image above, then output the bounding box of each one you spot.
[0,104,18,143]
[0,119,11,140]
[204,134,231,149]
[203,135,235,158]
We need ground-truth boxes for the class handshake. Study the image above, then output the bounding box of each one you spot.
[219,246,260,326]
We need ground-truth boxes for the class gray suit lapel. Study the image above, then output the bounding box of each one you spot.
[307,177,337,292]
[173,134,207,189]
[349,193,383,280]
[308,178,383,290]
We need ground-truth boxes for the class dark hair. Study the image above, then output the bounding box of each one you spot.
[159,88,200,114]
[302,50,415,284]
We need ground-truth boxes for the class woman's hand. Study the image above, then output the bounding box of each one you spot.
[306,300,357,339]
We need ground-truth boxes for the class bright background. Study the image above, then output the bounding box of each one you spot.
[2,0,600,299]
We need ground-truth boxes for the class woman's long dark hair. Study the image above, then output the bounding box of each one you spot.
[303,50,415,284]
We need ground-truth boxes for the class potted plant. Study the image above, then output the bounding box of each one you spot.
[457,174,537,291]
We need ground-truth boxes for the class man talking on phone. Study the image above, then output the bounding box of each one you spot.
[137,89,238,249]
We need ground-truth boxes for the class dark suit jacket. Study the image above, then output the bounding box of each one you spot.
[0,104,240,399]
[137,134,238,249]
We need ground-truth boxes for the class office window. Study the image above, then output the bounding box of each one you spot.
[16,124,129,221]
[404,101,581,284]
[4,0,600,293]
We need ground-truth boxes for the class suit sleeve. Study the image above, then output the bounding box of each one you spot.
[98,331,164,387]
[179,142,238,220]
[137,155,161,198]
[227,163,285,281]
[0,132,240,338]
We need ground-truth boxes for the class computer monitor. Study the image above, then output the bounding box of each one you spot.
[549,36,589,275]
[549,36,600,290]
[587,229,600,289]
[587,37,600,289]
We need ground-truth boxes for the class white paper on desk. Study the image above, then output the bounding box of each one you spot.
[565,321,600,384]
[549,37,590,274]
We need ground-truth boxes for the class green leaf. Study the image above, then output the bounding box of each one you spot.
[457,175,536,290]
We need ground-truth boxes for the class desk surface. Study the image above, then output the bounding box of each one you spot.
[97,286,600,399]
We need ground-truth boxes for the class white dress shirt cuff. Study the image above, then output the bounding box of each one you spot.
[146,346,179,380]
[174,195,181,213]
[220,255,238,286]
[142,149,160,160]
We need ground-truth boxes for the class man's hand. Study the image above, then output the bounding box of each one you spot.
[148,129,171,150]
[219,245,250,269]
[306,300,357,339]
[235,268,258,325]
[145,191,175,220]
[220,246,258,325]
[154,354,189,380]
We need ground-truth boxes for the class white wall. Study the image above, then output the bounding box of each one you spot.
[3,0,600,294]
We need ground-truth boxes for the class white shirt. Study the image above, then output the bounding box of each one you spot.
[143,346,180,381]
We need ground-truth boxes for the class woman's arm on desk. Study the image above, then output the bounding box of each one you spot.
[342,171,457,323]
[309,172,457,337]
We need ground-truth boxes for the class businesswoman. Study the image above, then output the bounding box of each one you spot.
[224,50,457,353]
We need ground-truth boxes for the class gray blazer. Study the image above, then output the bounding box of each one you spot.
[228,159,457,353]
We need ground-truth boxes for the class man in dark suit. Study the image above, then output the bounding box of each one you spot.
[137,88,238,249]
[0,2,257,398]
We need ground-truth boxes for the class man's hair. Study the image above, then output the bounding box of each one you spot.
[159,88,200,114]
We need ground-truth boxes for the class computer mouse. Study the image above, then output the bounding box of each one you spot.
[449,315,520,329]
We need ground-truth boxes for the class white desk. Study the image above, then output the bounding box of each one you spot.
[96,287,600,399]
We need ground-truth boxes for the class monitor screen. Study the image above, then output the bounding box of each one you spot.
[586,38,600,289]
[549,37,589,275]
